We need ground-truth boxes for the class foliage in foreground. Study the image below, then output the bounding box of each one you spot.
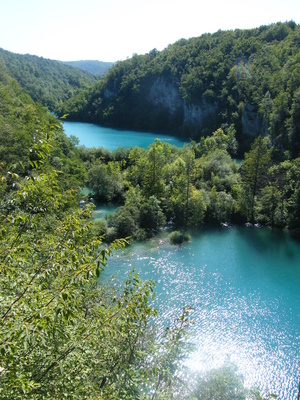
[0,104,196,398]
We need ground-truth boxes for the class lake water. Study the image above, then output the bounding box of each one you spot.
[104,226,300,399]
[93,202,119,220]
[67,121,300,398]
[63,121,185,150]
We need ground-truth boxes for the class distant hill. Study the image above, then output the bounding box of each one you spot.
[0,48,97,110]
[57,21,300,157]
[62,60,114,77]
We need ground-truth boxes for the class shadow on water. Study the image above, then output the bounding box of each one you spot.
[237,225,299,260]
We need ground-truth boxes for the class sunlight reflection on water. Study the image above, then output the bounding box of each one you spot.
[104,227,300,398]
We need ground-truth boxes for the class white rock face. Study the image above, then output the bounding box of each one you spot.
[147,77,219,126]
[183,100,218,125]
[148,77,182,114]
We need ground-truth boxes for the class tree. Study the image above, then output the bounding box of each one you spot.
[143,139,166,199]
[288,87,300,157]
[187,189,207,226]
[182,147,195,228]
[284,158,300,229]
[126,146,148,187]
[139,195,166,236]
[257,184,281,227]
[168,147,206,227]
[200,148,239,192]
[208,186,235,222]
[86,160,123,201]
[113,207,137,238]
[242,136,271,221]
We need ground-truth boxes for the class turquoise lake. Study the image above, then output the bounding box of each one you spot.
[63,121,185,149]
[105,227,300,399]
[65,121,300,398]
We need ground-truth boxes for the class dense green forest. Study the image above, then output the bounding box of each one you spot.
[0,48,97,110]
[57,21,300,157]
[79,128,300,241]
[1,21,300,399]
[62,60,114,77]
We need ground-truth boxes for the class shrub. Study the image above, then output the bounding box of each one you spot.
[169,230,191,245]
[134,228,148,241]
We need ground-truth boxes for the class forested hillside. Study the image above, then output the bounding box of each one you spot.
[62,60,114,76]
[0,48,97,110]
[57,21,300,156]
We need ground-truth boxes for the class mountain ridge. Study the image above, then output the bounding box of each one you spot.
[61,60,114,76]
[0,47,97,110]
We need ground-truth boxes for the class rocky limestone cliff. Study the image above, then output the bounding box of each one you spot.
[147,77,182,114]
[146,77,220,134]
[183,101,219,127]
[101,74,263,146]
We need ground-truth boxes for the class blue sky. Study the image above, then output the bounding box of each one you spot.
[0,0,299,62]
